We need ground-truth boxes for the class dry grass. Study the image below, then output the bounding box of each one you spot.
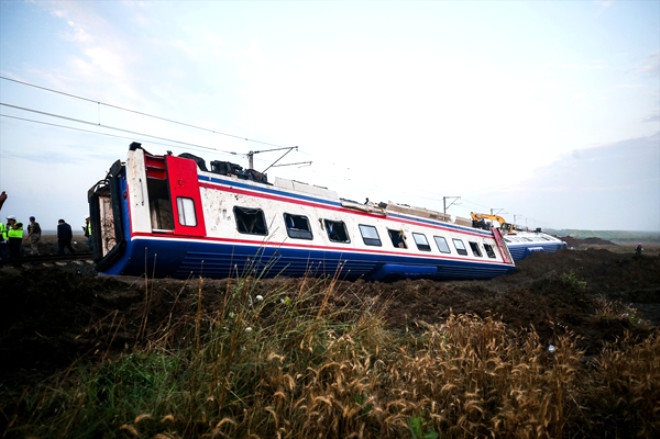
[3,271,659,439]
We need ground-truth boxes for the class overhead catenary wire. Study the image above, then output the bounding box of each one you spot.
[0,104,237,155]
[0,75,291,150]
[0,104,300,171]
[0,112,210,153]
[0,80,307,173]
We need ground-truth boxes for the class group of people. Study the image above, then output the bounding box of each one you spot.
[0,214,94,266]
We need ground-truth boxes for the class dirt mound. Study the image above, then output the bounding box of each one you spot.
[560,235,617,248]
[582,237,617,245]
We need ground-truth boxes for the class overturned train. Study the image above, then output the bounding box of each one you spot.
[88,142,516,281]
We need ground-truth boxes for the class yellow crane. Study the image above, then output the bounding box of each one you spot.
[470,212,516,233]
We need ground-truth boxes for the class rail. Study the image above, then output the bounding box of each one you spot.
[2,253,94,267]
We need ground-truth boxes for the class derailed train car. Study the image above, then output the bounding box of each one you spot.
[88,142,516,281]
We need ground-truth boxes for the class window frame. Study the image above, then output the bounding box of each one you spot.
[176,196,197,227]
[412,232,432,252]
[387,229,407,249]
[359,224,382,247]
[324,219,350,243]
[483,243,496,258]
[233,206,268,236]
[434,236,451,253]
[452,238,468,256]
[469,241,483,257]
[283,212,313,240]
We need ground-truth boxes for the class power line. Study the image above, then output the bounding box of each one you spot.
[0,112,219,153]
[0,103,239,155]
[0,75,291,150]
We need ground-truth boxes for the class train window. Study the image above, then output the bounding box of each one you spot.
[359,224,382,246]
[434,236,451,253]
[412,232,431,251]
[469,241,482,257]
[284,213,313,240]
[388,229,407,248]
[234,206,268,236]
[324,219,350,243]
[452,238,468,256]
[176,197,197,226]
[483,244,496,258]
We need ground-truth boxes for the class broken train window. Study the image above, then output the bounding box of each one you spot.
[324,219,350,243]
[234,206,268,236]
[388,229,407,248]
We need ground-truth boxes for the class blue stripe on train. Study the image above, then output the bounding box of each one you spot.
[101,237,515,281]
[507,242,567,262]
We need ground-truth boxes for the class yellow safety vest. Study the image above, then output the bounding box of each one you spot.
[8,225,23,239]
[0,223,6,241]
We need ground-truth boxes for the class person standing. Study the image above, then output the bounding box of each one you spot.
[6,215,24,263]
[83,217,94,253]
[57,219,76,256]
[0,218,7,266]
[27,216,41,256]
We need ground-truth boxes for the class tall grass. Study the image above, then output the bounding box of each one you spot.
[4,273,659,439]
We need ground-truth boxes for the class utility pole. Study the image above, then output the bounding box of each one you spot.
[490,208,504,215]
[247,146,307,172]
[443,196,461,215]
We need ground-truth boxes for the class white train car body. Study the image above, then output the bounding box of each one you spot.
[88,143,516,281]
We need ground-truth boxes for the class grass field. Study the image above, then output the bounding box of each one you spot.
[1,243,659,438]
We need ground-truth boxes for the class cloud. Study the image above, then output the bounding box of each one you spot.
[632,52,660,76]
[466,133,660,230]
[568,92,588,104]
[559,61,606,71]
[42,2,141,103]
[594,0,615,16]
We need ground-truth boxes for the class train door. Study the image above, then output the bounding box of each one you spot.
[491,227,513,264]
[165,154,206,237]
[144,151,206,236]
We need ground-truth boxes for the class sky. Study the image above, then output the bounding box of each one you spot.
[0,0,659,233]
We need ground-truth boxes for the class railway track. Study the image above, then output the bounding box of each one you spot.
[1,253,95,269]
